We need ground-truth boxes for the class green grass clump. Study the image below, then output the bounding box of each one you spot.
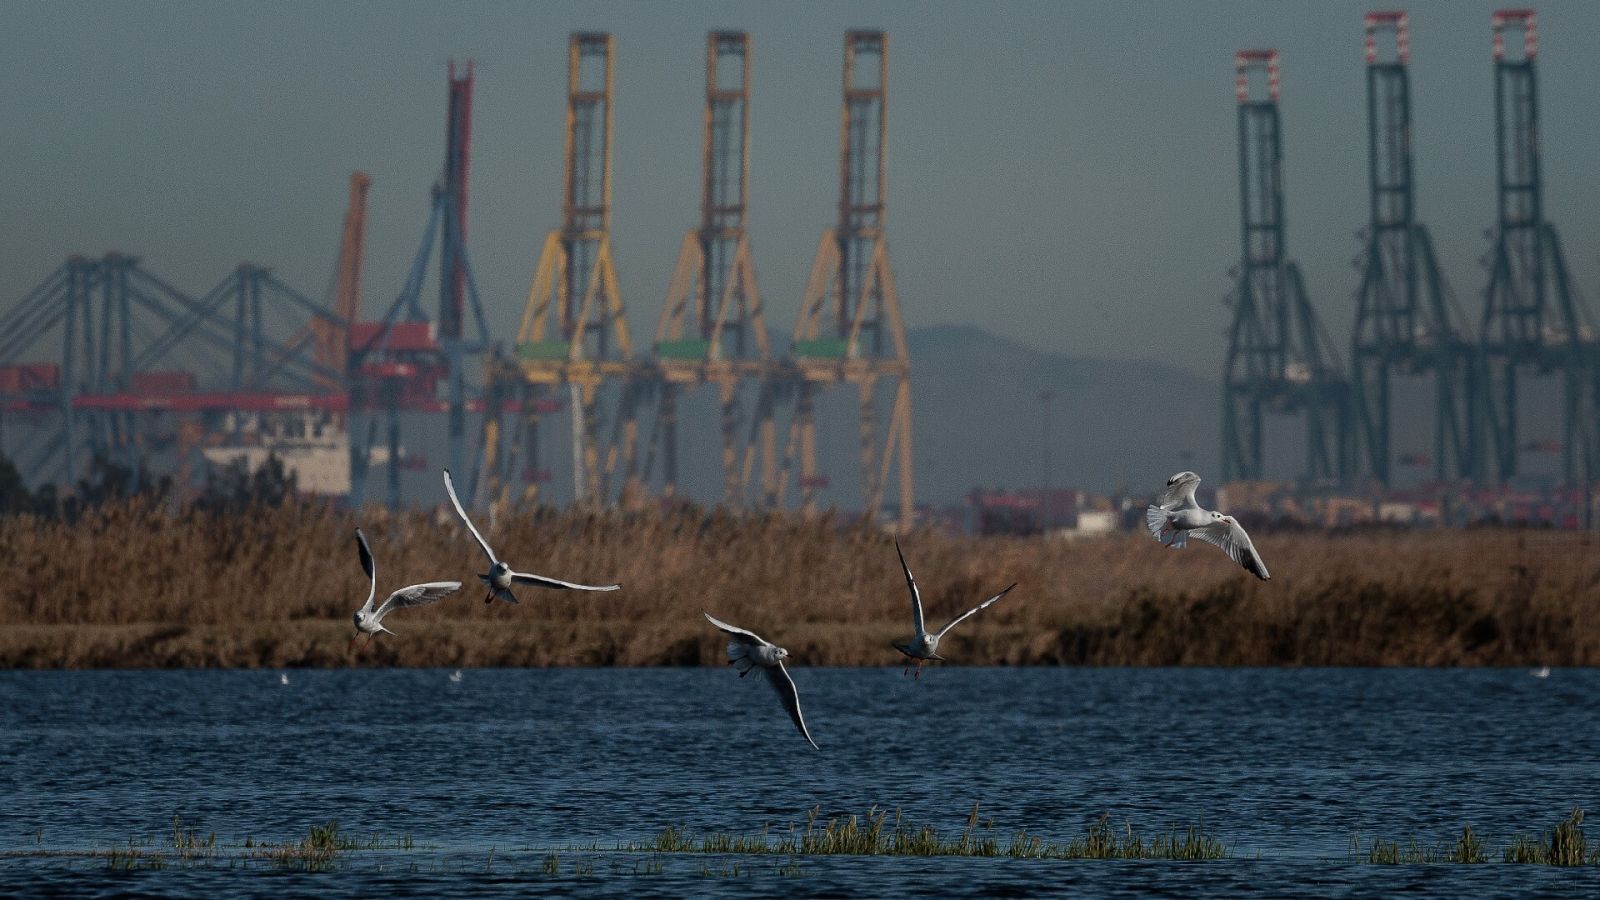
[255,820,355,871]
[643,804,1227,861]
[1505,808,1595,865]
[1361,810,1598,866]
[1450,825,1487,863]
[1062,814,1227,861]
[1365,838,1431,864]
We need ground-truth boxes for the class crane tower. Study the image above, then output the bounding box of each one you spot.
[1349,12,1481,485]
[1220,50,1352,484]
[642,31,773,503]
[765,31,914,527]
[1478,9,1598,485]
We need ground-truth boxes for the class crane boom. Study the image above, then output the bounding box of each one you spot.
[310,171,371,388]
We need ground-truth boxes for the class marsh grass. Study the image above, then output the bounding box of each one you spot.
[1359,810,1598,866]
[646,804,1228,861]
[254,821,354,871]
[1504,808,1595,865]
[3,499,1596,668]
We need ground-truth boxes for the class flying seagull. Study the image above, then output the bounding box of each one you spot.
[703,612,818,750]
[349,527,461,651]
[442,469,621,604]
[1145,471,1270,580]
[891,539,1016,678]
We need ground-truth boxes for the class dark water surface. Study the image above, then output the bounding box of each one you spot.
[2,668,1598,896]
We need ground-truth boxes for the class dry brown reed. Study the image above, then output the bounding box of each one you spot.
[1,499,1597,668]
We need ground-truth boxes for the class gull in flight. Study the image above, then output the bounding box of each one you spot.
[1145,471,1270,580]
[349,528,462,651]
[442,469,621,604]
[704,612,818,750]
[891,539,1016,679]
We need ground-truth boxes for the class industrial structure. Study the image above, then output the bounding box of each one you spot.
[7,14,1598,525]
[1349,11,1481,485]
[642,31,772,505]
[1220,49,1352,485]
[0,254,346,497]
[479,32,633,508]
[479,30,914,527]
[350,60,494,509]
[0,30,917,523]
[1476,9,1597,486]
[1222,9,1595,505]
[0,62,492,508]
[765,30,913,525]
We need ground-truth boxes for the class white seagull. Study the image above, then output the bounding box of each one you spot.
[703,612,818,750]
[350,528,462,651]
[1145,471,1270,580]
[891,539,1016,679]
[442,469,621,604]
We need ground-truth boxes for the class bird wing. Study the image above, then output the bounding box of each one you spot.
[703,611,768,647]
[895,538,925,636]
[510,571,621,592]
[1160,472,1202,510]
[375,582,463,619]
[355,528,377,614]
[1190,516,1271,580]
[765,662,819,750]
[934,583,1018,639]
[442,469,497,565]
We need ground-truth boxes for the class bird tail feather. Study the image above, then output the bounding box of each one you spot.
[727,642,755,673]
[1144,505,1169,540]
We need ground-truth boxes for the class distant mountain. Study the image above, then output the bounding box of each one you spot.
[896,324,1219,505]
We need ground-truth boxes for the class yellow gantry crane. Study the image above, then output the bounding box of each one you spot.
[763,31,913,528]
[484,33,634,507]
[481,30,914,528]
[644,31,773,504]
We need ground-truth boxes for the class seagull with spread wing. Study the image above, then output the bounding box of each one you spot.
[349,528,461,651]
[891,539,1016,678]
[1145,471,1270,581]
[703,612,818,750]
[442,469,621,604]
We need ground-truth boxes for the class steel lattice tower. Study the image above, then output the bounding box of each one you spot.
[642,31,773,504]
[1350,12,1480,485]
[768,31,914,527]
[1479,10,1597,485]
[1221,50,1352,484]
[483,33,635,508]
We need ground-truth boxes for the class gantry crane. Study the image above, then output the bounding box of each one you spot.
[639,31,773,504]
[1477,9,1597,485]
[761,31,914,528]
[481,33,634,508]
[1349,12,1480,485]
[1220,49,1352,485]
[350,62,491,509]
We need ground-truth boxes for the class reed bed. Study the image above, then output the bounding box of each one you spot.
[644,805,1228,861]
[1357,809,1599,865]
[1,499,1597,668]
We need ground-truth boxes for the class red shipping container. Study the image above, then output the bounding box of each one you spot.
[349,321,438,353]
[0,363,61,392]
[130,370,196,393]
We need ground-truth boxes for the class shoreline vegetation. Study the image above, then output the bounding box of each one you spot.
[8,807,1598,872]
[1,499,1597,669]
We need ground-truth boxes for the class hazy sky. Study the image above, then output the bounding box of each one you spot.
[4,1,1598,378]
